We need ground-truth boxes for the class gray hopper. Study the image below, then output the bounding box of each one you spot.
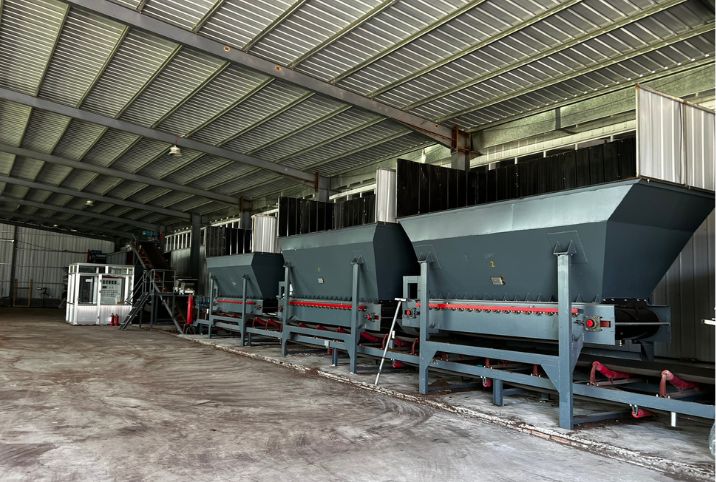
[279,223,417,302]
[207,253,284,299]
[399,179,714,302]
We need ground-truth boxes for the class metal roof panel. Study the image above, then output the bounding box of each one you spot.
[80,29,178,117]
[39,9,126,106]
[0,100,32,146]
[0,0,67,95]
[120,48,226,127]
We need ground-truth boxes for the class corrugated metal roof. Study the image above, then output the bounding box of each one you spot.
[120,48,226,127]
[296,0,469,81]
[158,66,270,136]
[10,156,44,179]
[53,120,107,159]
[248,0,387,66]
[0,0,67,95]
[190,81,309,145]
[80,29,178,117]
[83,129,141,167]
[39,9,126,106]
[0,99,31,146]
[199,0,296,49]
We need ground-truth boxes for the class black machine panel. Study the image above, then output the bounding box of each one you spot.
[278,194,376,237]
[397,136,637,217]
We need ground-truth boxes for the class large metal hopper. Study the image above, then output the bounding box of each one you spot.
[207,253,283,300]
[399,179,713,302]
[279,223,416,302]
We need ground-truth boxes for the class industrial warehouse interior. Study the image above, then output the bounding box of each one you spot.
[0,0,714,480]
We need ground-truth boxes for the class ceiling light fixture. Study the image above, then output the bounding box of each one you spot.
[85,199,94,207]
[169,144,182,157]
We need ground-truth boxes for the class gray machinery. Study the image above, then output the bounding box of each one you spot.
[394,176,714,429]
[278,220,416,372]
[198,215,284,342]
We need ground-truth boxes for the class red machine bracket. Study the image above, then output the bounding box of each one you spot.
[659,370,699,398]
[589,361,632,385]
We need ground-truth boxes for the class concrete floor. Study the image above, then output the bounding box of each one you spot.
[0,309,701,481]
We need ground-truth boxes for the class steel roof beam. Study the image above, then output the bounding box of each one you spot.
[0,174,189,219]
[0,209,132,238]
[0,87,318,185]
[64,0,453,145]
[0,144,237,204]
[0,196,160,231]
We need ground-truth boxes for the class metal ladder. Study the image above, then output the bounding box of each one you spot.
[120,290,150,329]
[120,244,185,333]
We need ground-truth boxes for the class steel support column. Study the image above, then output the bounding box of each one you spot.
[280,264,291,356]
[240,275,248,346]
[349,258,362,374]
[207,275,214,338]
[315,187,329,203]
[556,246,576,430]
[238,211,251,229]
[451,129,471,171]
[8,225,17,304]
[418,259,432,394]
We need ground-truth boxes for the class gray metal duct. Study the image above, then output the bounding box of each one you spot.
[252,215,278,253]
[375,168,397,223]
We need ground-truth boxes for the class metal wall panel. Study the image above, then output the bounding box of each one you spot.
[685,103,716,191]
[6,224,114,302]
[170,247,192,277]
[637,86,716,190]
[171,246,208,295]
[375,168,396,223]
[653,212,715,362]
[252,215,278,253]
[0,223,14,299]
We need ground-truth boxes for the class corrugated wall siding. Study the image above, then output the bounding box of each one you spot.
[0,222,115,304]
[654,211,715,362]
[0,223,14,299]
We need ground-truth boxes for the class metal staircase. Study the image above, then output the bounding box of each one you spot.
[120,242,187,333]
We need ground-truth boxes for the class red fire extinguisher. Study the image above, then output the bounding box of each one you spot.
[186,295,194,326]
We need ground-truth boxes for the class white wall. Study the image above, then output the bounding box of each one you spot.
[0,222,115,302]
